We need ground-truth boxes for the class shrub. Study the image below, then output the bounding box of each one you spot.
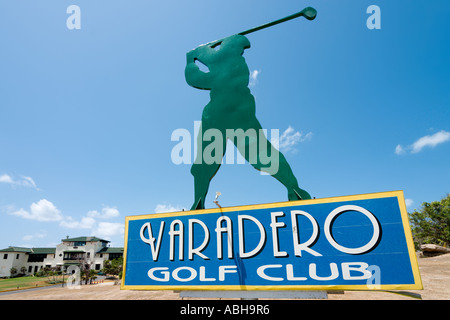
[409,194,450,250]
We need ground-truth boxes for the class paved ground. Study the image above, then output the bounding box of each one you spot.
[0,254,448,300]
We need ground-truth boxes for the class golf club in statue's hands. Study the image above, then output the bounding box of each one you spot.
[207,6,317,47]
[186,7,317,210]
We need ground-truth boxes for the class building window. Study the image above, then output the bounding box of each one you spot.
[63,252,85,260]
[3,254,7,259]
[74,241,86,246]
[109,253,123,260]
[27,254,46,263]
[16,254,20,259]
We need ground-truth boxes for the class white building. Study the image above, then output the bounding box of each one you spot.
[0,236,123,278]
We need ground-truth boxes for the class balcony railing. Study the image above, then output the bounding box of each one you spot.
[63,254,85,261]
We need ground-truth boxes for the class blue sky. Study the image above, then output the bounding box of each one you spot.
[0,0,449,248]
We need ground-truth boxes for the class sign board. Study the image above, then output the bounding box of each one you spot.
[121,191,422,291]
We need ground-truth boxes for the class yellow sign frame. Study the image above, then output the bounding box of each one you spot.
[121,191,423,291]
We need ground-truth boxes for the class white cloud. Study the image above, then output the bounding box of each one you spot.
[22,230,48,242]
[395,144,405,155]
[22,234,33,241]
[60,206,120,231]
[58,217,79,229]
[0,174,38,189]
[249,69,261,87]
[0,174,14,184]
[21,176,37,189]
[405,198,414,208]
[7,198,123,241]
[411,130,450,153]
[396,130,450,155]
[93,222,124,239]
[154,204,185,213]
[272,126,312,153]
[87,206,119,219]
[60,216,96,229]
[9,199,62,222]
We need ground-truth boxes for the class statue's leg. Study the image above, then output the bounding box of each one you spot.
[190,162,221,210]
[190,124,226,210]
[273,153,312,200]
[233,117,311,201]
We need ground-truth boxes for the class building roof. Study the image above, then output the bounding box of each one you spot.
[1,236,121,255]
[0,247,56,254]
[31,248,56,254]
[0,246,32,253]
[97,247,124,254]
[62,236,110,243]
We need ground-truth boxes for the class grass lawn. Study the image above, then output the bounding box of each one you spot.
[0,276,65,292]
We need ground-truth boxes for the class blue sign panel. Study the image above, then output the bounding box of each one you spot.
[121,191,422,291]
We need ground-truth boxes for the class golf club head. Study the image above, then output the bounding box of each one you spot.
[302,7,317,20]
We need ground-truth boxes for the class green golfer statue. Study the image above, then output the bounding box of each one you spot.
[185,7,316,210]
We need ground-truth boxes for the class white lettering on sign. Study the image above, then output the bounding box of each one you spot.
[169,219,184,261]
[172,266,197,282]
[188,219,209,260]
[256,262,372,282]
[148,267,169,282]
[270,212,288,257]
[309,263,339,281]
[140,222,165,261]
[139,206,381,261]
[147,262,373,283]
[148,265,238,282]
[342,262,372,280]
[324,205,381,254]
[257,264,284,281]
[215,216,233,259]
[238,215,266,258]
[291,210,322,257]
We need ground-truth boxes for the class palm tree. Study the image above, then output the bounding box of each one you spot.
[10,267,17,278]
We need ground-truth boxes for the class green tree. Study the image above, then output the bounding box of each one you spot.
[78,263,97,285]
[20,266,27,275]
[10,267,17,278]
[102,257,123,278]
[409,194,450,249]
[87,269,97,284]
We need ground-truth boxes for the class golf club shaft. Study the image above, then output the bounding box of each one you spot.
[202,7,316,49]
[210,7,316,46]
[239,7,317,37]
